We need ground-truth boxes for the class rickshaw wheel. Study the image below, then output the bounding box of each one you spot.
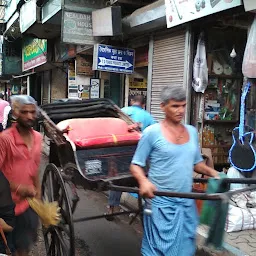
[41,163,75,256]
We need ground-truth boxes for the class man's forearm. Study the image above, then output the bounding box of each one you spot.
[194,162,219,178]
[130,164,148,185]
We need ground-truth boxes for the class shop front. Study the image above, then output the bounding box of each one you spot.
[191,11,253,169]
[128,45,149,108]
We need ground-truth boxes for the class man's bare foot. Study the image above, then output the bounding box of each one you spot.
[0,218,13,232]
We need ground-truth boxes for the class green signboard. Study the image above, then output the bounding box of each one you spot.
[22,37,47,71]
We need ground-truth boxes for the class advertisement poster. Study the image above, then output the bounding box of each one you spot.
[68,63,78,99]
[165,0,242,29]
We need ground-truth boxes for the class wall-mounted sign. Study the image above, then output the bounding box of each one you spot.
[22,37,47,71]
[62,11,95,45]
[92,6,122,36]
[64,0,105,13]
[76,55,93,76]
[93,44,135,74]
[20,0,37,33]
[244,0,256,12]
[42,0,62,24]
[68,62,78,99]
[4,0,17,23]
[165,0,242,29]
[90,78,100,99]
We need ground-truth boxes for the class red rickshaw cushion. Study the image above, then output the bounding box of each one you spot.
[57,118,141,148]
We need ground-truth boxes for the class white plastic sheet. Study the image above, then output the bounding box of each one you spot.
[192,32,208,93]
[242,15,256,78]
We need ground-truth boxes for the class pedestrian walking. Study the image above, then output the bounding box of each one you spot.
[130,86,219,256]
[0,93,10,132]
[0,95,42,256]
[106,95,156,219]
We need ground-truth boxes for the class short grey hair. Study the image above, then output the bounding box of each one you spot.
[10,95,37,112]
[160,86,186,105]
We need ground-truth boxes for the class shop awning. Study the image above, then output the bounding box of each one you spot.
[12,71,35,79]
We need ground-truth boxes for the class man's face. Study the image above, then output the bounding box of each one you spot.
[16,104,37,128]
[161,99,186,123]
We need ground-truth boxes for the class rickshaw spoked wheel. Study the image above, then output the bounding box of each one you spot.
[41,163,75,256]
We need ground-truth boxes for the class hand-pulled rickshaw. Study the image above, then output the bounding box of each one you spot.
[38,98,256,256]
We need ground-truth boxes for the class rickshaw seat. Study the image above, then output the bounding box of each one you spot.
[57,118,141,148]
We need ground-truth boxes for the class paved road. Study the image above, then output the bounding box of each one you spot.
[31,154,142,256]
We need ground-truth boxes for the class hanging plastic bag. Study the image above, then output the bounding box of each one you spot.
[192,32,208,93]
[242,16,256,78]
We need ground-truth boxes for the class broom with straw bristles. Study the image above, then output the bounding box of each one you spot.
[27,198,61,228]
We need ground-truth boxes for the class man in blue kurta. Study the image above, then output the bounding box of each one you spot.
[106,95,156,218]
[131,86,219,256]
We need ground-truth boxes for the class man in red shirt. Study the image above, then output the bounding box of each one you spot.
[0,95,42,256]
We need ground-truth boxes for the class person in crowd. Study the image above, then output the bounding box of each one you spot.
[106,95,156,219]
[0,93,10,132]
[130,86,219,256]
[0,95,42,256]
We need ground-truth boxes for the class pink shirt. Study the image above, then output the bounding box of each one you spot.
[0,125,42,215]
[0,100,9,123]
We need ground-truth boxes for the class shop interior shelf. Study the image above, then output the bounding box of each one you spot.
[202,145,231,149]
[203,119,238,124]
[208,73,242,79]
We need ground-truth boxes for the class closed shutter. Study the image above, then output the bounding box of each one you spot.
[151,30,186,121]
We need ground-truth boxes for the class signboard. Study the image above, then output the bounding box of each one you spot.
[62,11,95,45]
[22,38,47,71]
[244,0,256,12]
[93,44,135,74]
[165,0,242,29]
[90,78,100,99]
[20,0,37,33]
[4,0,17,23]
[64,0,105,13]
[42,0,62,23]
[76,55,93,76]
[68,62,78,99]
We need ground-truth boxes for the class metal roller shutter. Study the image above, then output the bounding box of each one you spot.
[151,30,186,121]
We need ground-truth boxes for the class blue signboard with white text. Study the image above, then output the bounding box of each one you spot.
[93,44,135,74]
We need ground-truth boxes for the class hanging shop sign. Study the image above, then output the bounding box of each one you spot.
[90,78,100,99]
[62,11,95,45]
[64,0,105,13]
[76,55,93,76]
[4,0,17,23]
[244,0,256,12]
[165,0,242,29]
[22,37,47,71]
[19,0,37,33]
[42,0,62,24]
[93,44,135,74]
[129,77,147,89]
